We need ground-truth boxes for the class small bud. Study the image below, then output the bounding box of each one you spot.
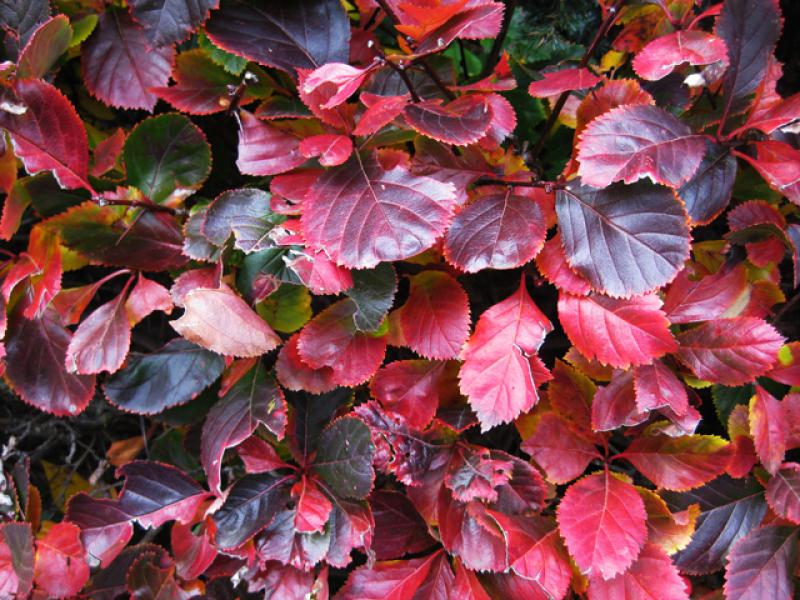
[683,72,707,88]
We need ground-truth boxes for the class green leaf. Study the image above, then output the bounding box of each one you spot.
[712,384,754,428]
[346,263,397,332]
[313,417,375,500]
[256,284,312,333]
[198,30,248,75]
[69,14,97,48]
[123,113,211,203]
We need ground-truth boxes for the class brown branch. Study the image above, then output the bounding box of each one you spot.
[474,178,565,192]
[97,198,176,214]
[479,0,517,79]
[530,0,625,160]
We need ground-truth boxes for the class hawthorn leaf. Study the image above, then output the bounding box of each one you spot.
[676,317,784,386]
[535,233,592,295]
[301,153,457,269]
[170,522,216,580]
[153,49,238,115]
[0,522,34,599]
[5,311,95,416]
[104,338,224,414]
[444,190,546,273]
[205,0,350,73]
[633,31,728,81]
[354,93,410,136]
[445,443,513,503]
[171,286,281,357]
[591,370,648,432]
[313,417,375,500]
[292,475,332,534]
[0,79,90,191]
[663,264,749,324]
[739,92,800,134]
[587,543,689,600]
[521,412,601,484]
[286,248,354,296]
[724,525,797,600]
[678,143,738,225]
[639,488,699,556]
[459,278,552,430]
[65,494,133,568]
[297,299,387,386]
[257,284,312,334]
[128,0,219,46]
[301,63,373,110]
[201,364,286,495]
[413,4,504,55]
[736,140,800,205]
[717,0,782,122]
[766,463,800,524]
[547,359,595,430]
[633,360,689,415]
[749,385,787,475]
[437,494,507,572]
[337,551,441,600]
[84,544,168,600]
[117,461,210,529]
[125,274,173,326]
[33,522,89,599]
[123,114,211,204]
[16,14,72,79]
[558,292,677,369]
[202,188,276,248]
[65,287,131,375]
[528,67,600,97]
[346,263,397,332]
[556,470,647,580]
[82,8,174,111]
[400,271,470,360]
[556,180,690,297]
[404,96,493,145]
[125,552,188,599]
[213,473,294,549]
[275,333,337,394]
[370,359,446,430]
[0,0,50,59]
[299,134,353,167]
[664,476,767,574]
[623,433,730,491]
[370,490,434,560]
[236,110,306,176]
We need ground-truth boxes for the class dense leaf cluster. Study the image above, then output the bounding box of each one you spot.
[0,0,799,597]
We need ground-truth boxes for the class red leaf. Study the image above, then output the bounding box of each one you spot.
[662,264,749,324]
[236,110,306,176]
[413,4,504,55]
[445,443,513,503]
[34,522,89,599]
[438,494,507,572]
[577,105,705,188]
[724,525,798,600]
[82,9,174,111]
[592,370,648,432]
[275,332,337,394]
[522,412,601,484]
[622,432,730,491]
[238,435,292,474]
[587,543,689,600]
[286,248,354,295]
[125,274,173,326]
[118,461,211,529]
[0,523,34,599]
[354,93,410,136]
[736,141,800,205]
[291,475,333,534]
[444,190,545,273]
[5,311,95,416]
[557,470,647,580]
[171,286,281,357]
[535,233,592,295]
[400,271,470,360]
[633,360,689,415]
[201,364,286,495]
[153,49,238,115]
[453,560,491,600]
[171,522,216,581]
[16,15,72,79]
[337,551,442,600]
[369,359,446,429]
[65,493,133,568]
[558,292,677,369]
[404,95,492,145]
[370,490,434,560]
[528,67,600,97]
[739,92,800,134]
[299,133,353,167]
[301,153,457,268]
[769,342,800,387]
[574,78,654,140]
[66,287,131,375]
[749,385,787,475]
[547,359,595,430]
[459,277,552,430]
[556,180,690,298]
[300,62,373,110]
[676,317,784,385]
[0,79,90,191]
[633,31,728,81]
[297,299,387,386]
[766,463,800,524]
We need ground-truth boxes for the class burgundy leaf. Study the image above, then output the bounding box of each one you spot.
[153,49,238,115]
[404,96,493,145]
[66,287,131,375]
[236,110,306,176]
[370,359,446,430]
[528,67,600,97]
[128,0,219,46]
[633,31,728,81]
[65,494,133,568]
[766,463,800,524]
[724,525,797,600]
[663,264,749,324]
[370,490,434,560]
[588,543,689,600]
[522,412,601,484]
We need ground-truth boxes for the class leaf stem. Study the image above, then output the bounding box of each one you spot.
[474,178,565,192]
[97,198,177,215]
[530,0,625,160]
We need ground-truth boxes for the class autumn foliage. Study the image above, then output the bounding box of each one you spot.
[0,0,799,597]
